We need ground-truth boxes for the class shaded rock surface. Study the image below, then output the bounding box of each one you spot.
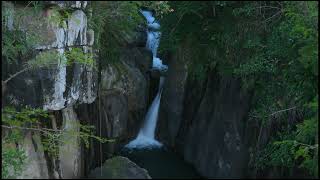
[180,73,252,178]
[88,156,151,179]
[75,46,152,175]
[157,42,253,178]
[157,44,189,147]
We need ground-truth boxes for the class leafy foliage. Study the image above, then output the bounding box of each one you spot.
[256,116,318,177]
[1,144,26,179]
[64,48,95,68]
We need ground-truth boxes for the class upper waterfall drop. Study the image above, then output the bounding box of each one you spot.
[141,10,168,72]
[125,10,167,149]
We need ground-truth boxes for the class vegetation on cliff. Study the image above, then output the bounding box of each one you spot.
[158,1,318,178]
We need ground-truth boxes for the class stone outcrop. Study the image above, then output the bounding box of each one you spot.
[88,156,151,179]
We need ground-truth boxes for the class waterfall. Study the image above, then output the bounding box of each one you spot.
[125,10,167,149]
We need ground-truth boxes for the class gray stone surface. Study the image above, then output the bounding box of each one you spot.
[3,1,97,111]
[16,132,49,179]
[59,106,82,178]
[88,156,151,179]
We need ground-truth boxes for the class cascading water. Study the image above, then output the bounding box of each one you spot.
[125,10,167,149]
[141,10,168,71]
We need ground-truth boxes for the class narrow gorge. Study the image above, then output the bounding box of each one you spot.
[2,1,318,179]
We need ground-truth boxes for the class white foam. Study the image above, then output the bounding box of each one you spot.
[125,134,162,149]
[153,57,168,71]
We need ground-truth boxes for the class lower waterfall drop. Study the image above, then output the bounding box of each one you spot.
[125,77,165,149]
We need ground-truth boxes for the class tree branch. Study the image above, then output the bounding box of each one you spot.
[263,10,283,23]
[250,106,297,119]
[269,106,297,117]
[1,125,63,136]
[3,66,31,84]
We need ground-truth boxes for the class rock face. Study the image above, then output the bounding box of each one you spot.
[157,42,253,178]
[2,2,94,178]
[2,1,152,179]
[156,44,189,147]
[16,132,49,179]
[3,1,97,111]
[180,74,252,178]
[58,106,82,178]
[88,156,151,179]
[75,47,152,174]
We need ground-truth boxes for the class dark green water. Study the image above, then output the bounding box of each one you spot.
[119,147,201,179]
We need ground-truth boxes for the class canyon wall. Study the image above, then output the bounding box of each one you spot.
[157,42,254,178]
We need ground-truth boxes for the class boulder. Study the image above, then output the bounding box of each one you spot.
[88,156,151,179]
